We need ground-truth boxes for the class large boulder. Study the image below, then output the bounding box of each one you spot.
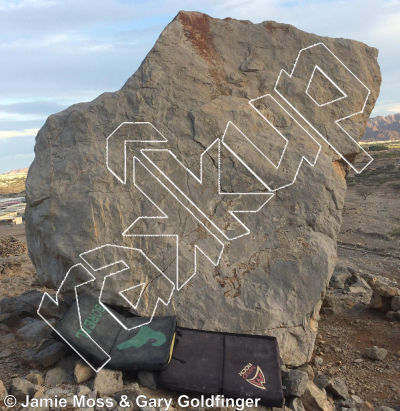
[25,11,380,366]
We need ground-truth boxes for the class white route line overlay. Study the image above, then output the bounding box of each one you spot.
[106,121,167,185]
[274,42,373,173]
[305,66,347,107]
[140,138,274,241]
[79,244,176,329]
[37,263,111,372]
[38,41,373,372]
[38,245,176,372]
[123,158,225,291]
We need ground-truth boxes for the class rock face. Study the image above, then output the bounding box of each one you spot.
[26,11,380,366]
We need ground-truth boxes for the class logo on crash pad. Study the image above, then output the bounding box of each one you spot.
[239,363,266,390]
[117,326,166,350]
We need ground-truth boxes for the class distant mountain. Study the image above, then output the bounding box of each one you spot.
[361,113,400,142]
[0,168,29,176]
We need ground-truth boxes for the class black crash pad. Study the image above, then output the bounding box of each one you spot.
[159,327,284,407]
[158,327,224,394]
[54,293,176,371]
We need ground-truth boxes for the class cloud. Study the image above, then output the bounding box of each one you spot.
[0,100,66,116]
[0,128,38,139]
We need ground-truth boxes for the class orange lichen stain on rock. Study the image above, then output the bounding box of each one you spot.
[178,12,215,62]
[177,11,227,95]
[332,160,348,180]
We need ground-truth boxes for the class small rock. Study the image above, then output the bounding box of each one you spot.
[44,368,74,387]
[26,372,44,386]
[365,346,388,361]
[0,313,20,327]
[36,339,56,353]
[77,385,91,397]
[321,296,342,315]
[21,348,39,366]
[302,381,334,411]
[287,397,306,411]
[370,285,400,312]
[17,320,52,344]
[376,407,396,411]
[96,396,119,411]
[74,360,96,384]
[36,341,69,367]
[330,277,345,289]
[314,356,324,366]
[386,311,398,321]
[138,371,158,390]
[348,276,372,294]
[283,369,308,397]
[0,348,13,359]
[297,364,314,380]
[19,317,37,328]
[363,401,374,410]
[94,369,124,397]
[11,377,35,400]
[353,358,363,363]
[45,387,72,395]
[391,296,400,311]
[55,354,79,375]
[332,266,352,284]
[326,377,349,400]
[0,323,10,334]
[0,333,16,343]
[0,290,44,317]
[0,380,8,401]
[341,395,364,409]
[33,387,44,399]
[313,374,329,389]
[114,388,138,409]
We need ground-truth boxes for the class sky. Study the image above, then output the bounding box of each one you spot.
[0,0,398,173]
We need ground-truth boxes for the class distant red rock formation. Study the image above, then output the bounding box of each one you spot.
[362,113,400,142]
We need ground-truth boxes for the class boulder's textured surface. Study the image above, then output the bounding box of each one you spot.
[26,11,380,366]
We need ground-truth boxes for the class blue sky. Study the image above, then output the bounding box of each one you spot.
[0,0,398,173]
